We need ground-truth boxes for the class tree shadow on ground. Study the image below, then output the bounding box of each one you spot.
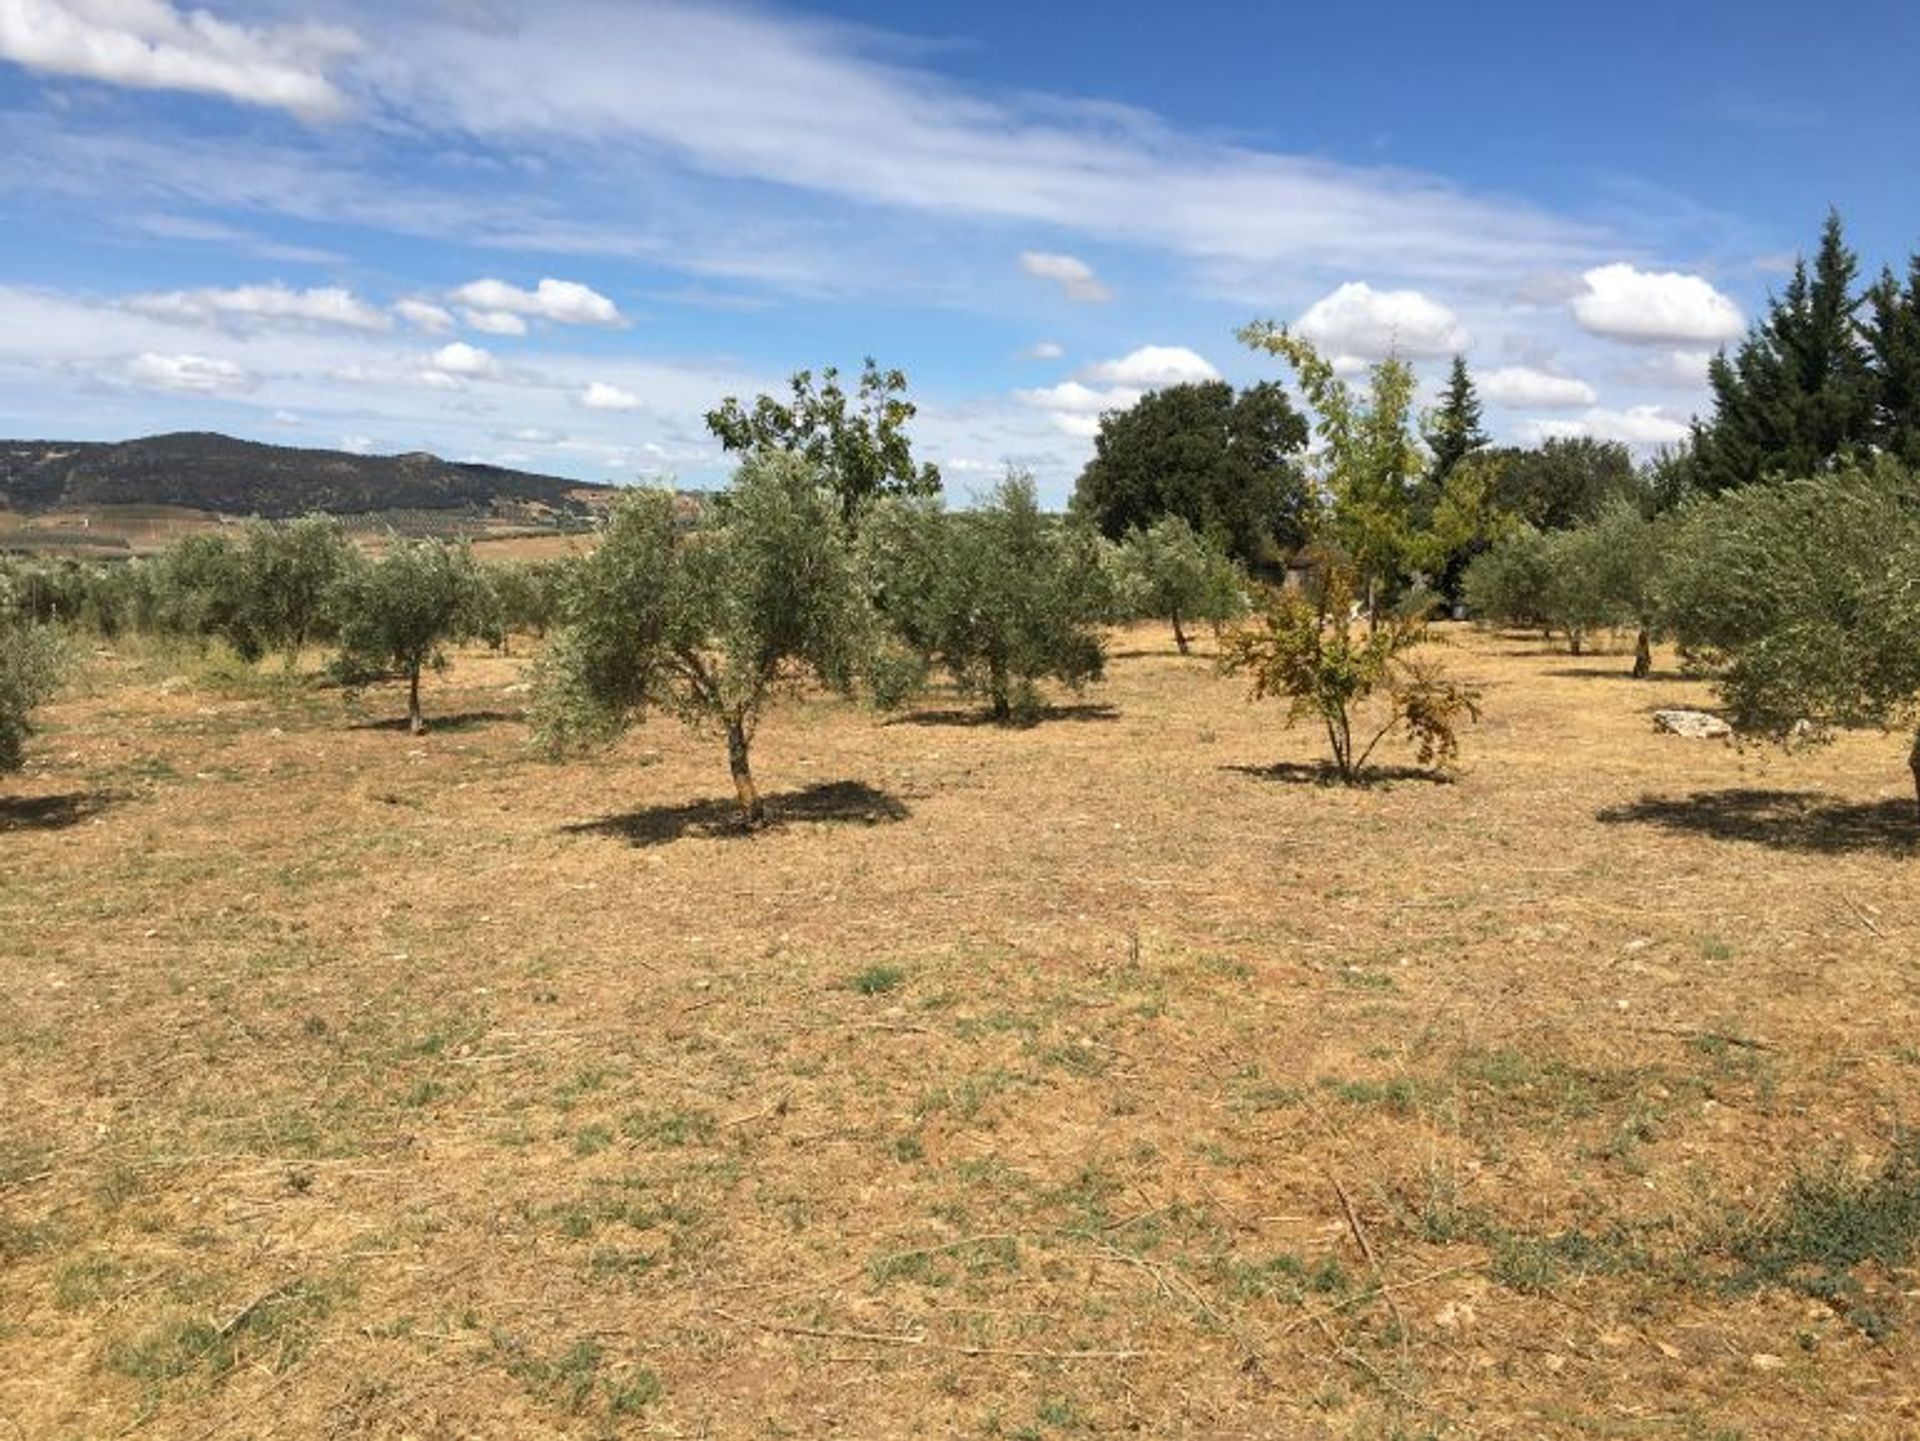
[1224,760,1454,789]
[1543,667,1692,684]
[1597,789,1919,856]
[885,702,1119,729]
[565,780,910,848]
[349,710,521,734]
[0,791,111,832]
[1109,647,1209,662]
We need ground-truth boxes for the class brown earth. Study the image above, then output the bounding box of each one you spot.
[3,625,1918,1439]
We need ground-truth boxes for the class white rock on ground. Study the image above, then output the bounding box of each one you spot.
[1652,709,1732,739]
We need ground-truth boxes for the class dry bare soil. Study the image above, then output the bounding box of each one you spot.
[4,625,1919,1439]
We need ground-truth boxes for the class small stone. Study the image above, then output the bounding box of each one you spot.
[1751,1353,1787,1371]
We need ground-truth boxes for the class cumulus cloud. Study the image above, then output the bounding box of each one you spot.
[0,0,362,119]
[1296,282,1468,360]
[125,282,390,333]
[1026,340,1065,361]
[580,380,641,410]
[1019,251,1110,303]
[1520,405,1690,447]
[394,298,455,333]
[1016,379,1141,439]
[426,341,497,379]
[125,350,254,393]
[449,276,623,326]
[461,308,528,336]
[1477,366,1598,409]
[1083,345,1219,388]
[1571,263,1744,345]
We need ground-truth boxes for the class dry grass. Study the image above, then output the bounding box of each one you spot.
[4,624,1920,1438]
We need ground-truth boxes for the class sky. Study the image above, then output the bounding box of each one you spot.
[2,0,1917,505]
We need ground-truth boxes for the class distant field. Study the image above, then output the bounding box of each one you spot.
[3,626,1918,1438]
[0,506,595,559]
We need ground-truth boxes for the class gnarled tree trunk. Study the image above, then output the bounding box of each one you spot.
[1170,608,1190,656]
[726,716,764,825]
[1909,726,1920,821]
[1632,626,1652,679]
[407,663,425,736]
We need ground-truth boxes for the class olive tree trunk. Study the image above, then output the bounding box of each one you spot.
[1632,626,1652,679]
[1909,726,1920,820]
[1170,608,1190,656]
[726,716,764,825]
[407,662,425,736]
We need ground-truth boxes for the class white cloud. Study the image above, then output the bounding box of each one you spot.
[461,308,528,336]
[1296,282,1468,360]
[1572,263,1744,345]
[426,341,498,378]
[125,350,254,393]
[580,380,641,410]
[1520,405,1690,447]
[1617,348,1716,390]
[394,298,455,333]
[1019,252,1110,303]
[125,282,390,333]
[1016,379,1142,438]
[1083,345,1219,388]
[0,0,361,119]
[1478,366,1598,409]
[1026,340,1065,361]
[449,276,623,326]
[340,434,376,454]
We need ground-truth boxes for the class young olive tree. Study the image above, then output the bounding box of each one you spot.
[863,472,1110,721]
[331,539,500,735]
[1111,515,1247,654]
[1662,462,1920,811]
[0,575,68,773]
[1221,566,1481,784]
[533,451,865,824]
[238,515,358,667]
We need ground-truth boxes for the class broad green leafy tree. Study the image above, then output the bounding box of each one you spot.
[1662,462,1920,811]
[534,452,866,823]
[1071,380,1312,570]
[706,358,940,526]
[332,539,500,735]
[1111,515,1247,654]
[1482,438,1645,532]
[1239,323,1425,620]
[864,473,1110,721]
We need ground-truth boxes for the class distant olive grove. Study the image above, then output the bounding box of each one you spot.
[6,211,1920,810]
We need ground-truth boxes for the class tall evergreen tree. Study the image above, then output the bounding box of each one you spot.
[1866,253,1920,468]
[1422,356,1489,493]
[1691,210,1878,491]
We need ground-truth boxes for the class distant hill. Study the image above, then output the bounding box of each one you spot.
[0,432,619,523]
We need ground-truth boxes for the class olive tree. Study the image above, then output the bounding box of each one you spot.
[0,575,67,773]
[533,451,865,824]
[1111,515,1247,654]
[331,539,500,735]
[1662,462,1920,811]
[238,515,358,667]
[862,473,1110,721]
[1221,565,1480,785]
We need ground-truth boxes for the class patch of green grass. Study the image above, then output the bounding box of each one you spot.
[108,1279,332,1385]
[1726,1137,1920,1337]
[852,964,907,996]
[55,1253,126,1309]
[1319,1075,1428,1116]
[574,1123,614,1157]
[620,1108,716,1148]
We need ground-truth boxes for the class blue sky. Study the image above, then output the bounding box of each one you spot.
[2,0,1916,503]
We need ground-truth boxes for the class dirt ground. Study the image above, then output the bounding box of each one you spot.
[4,624,1918,1439]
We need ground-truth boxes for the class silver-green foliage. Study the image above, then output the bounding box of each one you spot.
[331,538,500,734]
[1662,461,1920,805]
[862,472,1109,721]
[532,450,865,821]
[1111,515,1247,654]
[0,574,68,772]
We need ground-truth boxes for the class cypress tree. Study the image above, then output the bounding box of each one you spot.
[1866,254,1920,468]
[1422,356,1490,493]
[1691,210,1877,491]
